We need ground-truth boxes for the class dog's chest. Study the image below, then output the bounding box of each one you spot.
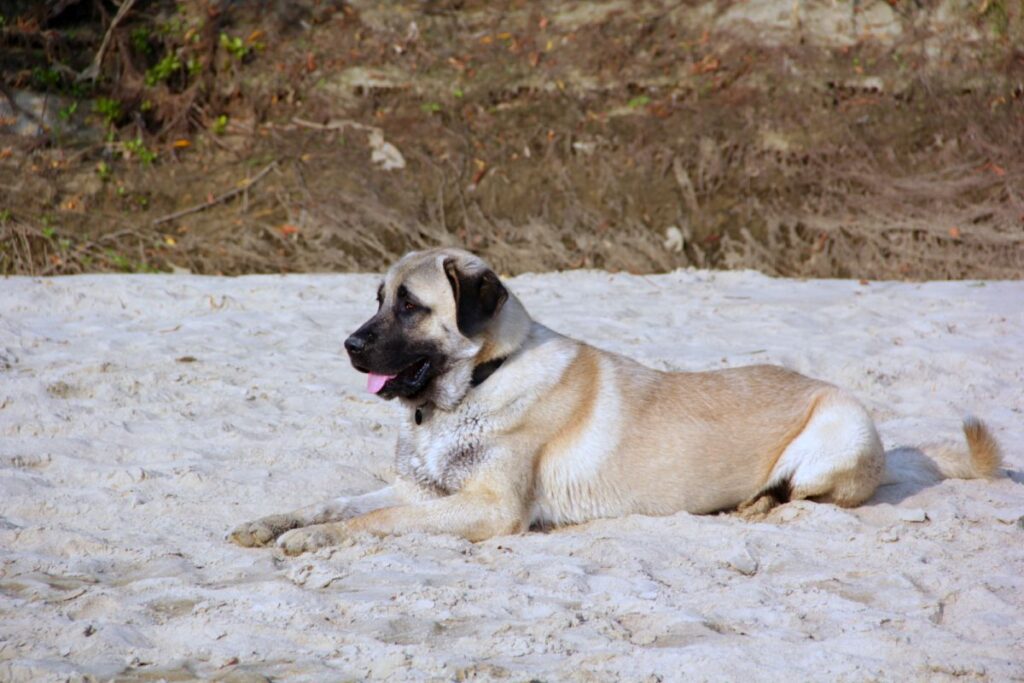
[396,406,488,496]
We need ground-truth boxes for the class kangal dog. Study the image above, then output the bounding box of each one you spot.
[230,248,1003,555]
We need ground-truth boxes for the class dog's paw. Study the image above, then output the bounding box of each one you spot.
[735,494,779,521]
[276,523,345,556]
[228,514,302,547]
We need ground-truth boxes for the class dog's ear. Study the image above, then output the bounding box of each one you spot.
[444,258,508,337]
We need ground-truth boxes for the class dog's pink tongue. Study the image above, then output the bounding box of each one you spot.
[366,373,396,394]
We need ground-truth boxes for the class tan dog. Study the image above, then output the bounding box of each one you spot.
[230,248,1003,555]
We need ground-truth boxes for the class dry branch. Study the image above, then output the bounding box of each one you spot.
[78,0,138,82]
[152,161,277,226]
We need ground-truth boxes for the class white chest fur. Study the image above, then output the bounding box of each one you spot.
[396,403,491,495]
[394,324,581,499]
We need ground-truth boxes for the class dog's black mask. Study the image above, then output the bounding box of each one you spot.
[344,259,507,401]
[344,310,444,400]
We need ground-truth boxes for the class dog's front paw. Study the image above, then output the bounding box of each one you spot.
[276,523,345,556]
[229,514,303,547]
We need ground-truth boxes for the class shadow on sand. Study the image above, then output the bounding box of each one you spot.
[867,446,1021,506]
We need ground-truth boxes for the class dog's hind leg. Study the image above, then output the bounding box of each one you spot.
[767,393,885,509]
[736,479,792,520]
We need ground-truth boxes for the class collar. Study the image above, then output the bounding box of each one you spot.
[470,356,506,388]
[414,357,507,427]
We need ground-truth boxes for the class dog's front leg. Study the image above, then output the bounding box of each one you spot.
[276,477,527,555]
[229,484,407,548]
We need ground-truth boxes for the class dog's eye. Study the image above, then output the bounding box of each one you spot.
[403,301,417,313]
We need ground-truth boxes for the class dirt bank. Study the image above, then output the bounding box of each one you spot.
[1,0,1022,278]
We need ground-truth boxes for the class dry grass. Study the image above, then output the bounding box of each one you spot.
[1,0,1022,279]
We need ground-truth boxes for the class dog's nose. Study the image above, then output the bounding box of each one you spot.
[345,333,370,355]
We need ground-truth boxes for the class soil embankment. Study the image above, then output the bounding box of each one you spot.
[1,0,1022,278]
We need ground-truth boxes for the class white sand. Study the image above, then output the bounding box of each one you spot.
[1,270,1022,682]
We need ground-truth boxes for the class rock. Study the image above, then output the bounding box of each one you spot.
[663,226,685,253]
[0,89,102,142]
[214,670,272,683]
[726,547,759,576]
[993,508,1024,525]
[897,508,928,523]
[369,129,405,171]
[778,505,803,522]
[877,527,901,543]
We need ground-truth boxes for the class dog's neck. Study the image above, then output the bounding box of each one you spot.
[477,293,531,364]
[410,294,532,415]
[466,294,530,387]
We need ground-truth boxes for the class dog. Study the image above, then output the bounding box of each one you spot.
[230,248,1003,555]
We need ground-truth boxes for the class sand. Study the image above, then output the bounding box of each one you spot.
[1,269,1022,682]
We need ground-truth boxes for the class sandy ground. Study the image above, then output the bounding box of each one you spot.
[1,269,1022,682]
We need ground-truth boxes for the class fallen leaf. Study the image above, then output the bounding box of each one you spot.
[978,161,1006,176]
[648,102,671,118]
[280,224,300,235]
[948,226,961,239]
[164,236,177,246]
[691,55,720,75]
[470,159,488,189]
[172,139,191,148]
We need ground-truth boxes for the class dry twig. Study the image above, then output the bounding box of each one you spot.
[79,0,138,82]
[152,161,278,225]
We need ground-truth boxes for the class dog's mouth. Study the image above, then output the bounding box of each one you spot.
[360,357,434,399]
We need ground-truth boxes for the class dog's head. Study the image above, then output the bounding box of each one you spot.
[344,248,523,409]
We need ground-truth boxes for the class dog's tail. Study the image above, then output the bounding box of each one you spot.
[883,417,1004,487]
